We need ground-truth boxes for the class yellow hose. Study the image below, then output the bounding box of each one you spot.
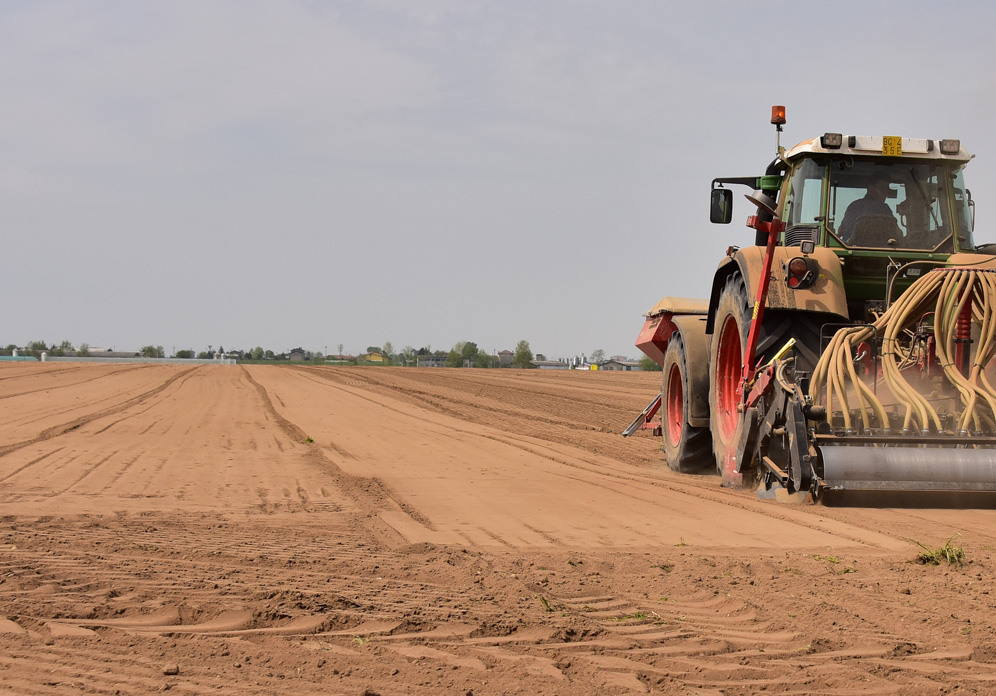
[809,267,996,435]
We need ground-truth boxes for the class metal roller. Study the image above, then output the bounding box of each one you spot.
[820,446,996,492]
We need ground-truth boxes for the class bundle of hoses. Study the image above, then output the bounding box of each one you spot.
[808,267,996,435]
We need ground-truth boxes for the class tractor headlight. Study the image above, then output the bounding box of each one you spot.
[940,139,961,155]
[821,132,843,149]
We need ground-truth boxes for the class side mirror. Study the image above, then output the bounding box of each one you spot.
[710,188,733,224]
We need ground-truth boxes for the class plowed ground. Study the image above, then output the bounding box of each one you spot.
[2,363,996,694]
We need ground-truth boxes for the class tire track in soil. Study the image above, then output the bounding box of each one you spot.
[0,366,203,461]
[240,367,436,535]
[346,370,643,454]
[50,451,119,496]
[290,366,608,454]
[0,363,84,384]
[1,516,499,640]
[300,366,676,473]
[0,447,65,484]
[0,363,150,401]
[300,365,595,434]
[467,429,904,551]
[546,589,809,690]
[487,554,996,695]
[259,366,904,551]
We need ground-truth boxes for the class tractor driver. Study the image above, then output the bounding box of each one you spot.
[838,179,896,244]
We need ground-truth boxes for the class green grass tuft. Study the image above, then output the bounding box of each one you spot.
[911,534,964,567]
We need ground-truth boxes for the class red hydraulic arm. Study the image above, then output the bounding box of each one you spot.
[740,215,785,389]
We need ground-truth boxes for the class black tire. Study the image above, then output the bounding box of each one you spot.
[709,272,827,488]
[710,273,753,487]
[753,310,824,376]
[661,333,713,473]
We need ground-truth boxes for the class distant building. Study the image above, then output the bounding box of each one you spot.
[599,359,643,372]
[100,350,142,359]
[416,355,447,368]
[359,352,385,363]
[288,348,308,362]
[498,350,514,367]
[568,354,594,370]
[530,359,570,370]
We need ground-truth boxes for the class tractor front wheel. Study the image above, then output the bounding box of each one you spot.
[709,273,753,488]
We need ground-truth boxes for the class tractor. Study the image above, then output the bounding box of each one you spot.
[629,106,996,503]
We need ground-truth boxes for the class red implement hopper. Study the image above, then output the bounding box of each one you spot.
[635,297,708,367]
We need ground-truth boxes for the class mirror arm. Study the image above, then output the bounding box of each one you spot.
[712,177,763,190]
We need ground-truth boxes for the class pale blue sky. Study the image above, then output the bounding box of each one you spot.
[3,1,994,358]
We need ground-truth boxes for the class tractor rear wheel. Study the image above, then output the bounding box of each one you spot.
[661,332,712,473]
[709,273,753,488]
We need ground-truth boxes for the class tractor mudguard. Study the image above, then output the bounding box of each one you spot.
[670,314,711,427]
[706,246,848,334]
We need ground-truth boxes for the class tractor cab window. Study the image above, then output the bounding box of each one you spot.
[781,159,826,246]
[951,167,976,249]
[827,160,955,252]
[780,158,825,246]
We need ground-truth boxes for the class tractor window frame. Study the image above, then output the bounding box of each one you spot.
[950,166,975,250]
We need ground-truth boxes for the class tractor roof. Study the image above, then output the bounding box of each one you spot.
[785,135,973,164]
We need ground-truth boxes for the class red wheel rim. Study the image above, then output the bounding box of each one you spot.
[666,363,683,446]
[715,314,742,441]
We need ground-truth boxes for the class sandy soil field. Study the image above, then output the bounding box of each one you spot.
[2,363,996,694]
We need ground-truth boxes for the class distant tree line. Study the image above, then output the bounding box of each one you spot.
[1,338,549,369]
[1,340,90,359]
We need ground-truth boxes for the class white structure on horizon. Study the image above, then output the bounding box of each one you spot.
[569,354,594,370]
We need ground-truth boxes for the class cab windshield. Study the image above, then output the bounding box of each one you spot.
[779,157,974,252]
[827,160,960,252]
